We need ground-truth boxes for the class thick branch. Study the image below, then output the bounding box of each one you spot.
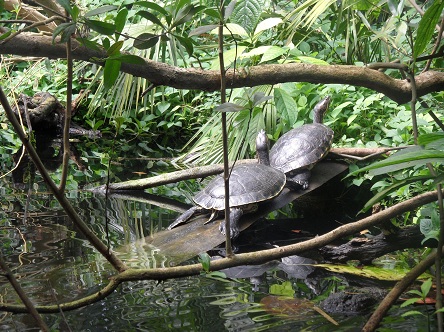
[1,30,444,104]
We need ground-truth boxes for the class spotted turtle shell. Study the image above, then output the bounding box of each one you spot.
[193,163,286,210]
[269,123,334,174]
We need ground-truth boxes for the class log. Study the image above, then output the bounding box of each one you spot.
[320,225,437,264]
[118,161,349,265]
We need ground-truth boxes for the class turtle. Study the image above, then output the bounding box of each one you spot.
[168,135,286,239]
[261,96,334,190]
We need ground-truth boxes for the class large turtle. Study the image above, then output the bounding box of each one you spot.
[263,96,334,190]
[168,135,286,239]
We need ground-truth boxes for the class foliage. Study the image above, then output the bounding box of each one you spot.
[400,278,433,319]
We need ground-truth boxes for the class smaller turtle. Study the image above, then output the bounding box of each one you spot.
[265,96,334,190]
[168,136,286,239]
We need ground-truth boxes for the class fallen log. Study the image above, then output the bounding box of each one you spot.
[320,225,437,264]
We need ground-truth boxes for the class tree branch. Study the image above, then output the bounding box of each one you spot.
[1,30,444,104]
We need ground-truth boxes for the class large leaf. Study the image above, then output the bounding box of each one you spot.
[84,19,115,35]
[414,0,444,59]
[103,59,121,90]
[260,46,287,63]
[115,8,128,34]
[84,5,118,18]
[136,10,165,28]
[349,146,444,176]
[56,0,73,16]
[134,1,170,17]
[254,17,283,35]
[133,33,159,49]
[418,132,444,149]
[274,87,298,128]
[189,24,219,37]
[231,0,265,34]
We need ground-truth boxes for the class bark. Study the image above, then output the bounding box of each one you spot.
[2,29,444,104]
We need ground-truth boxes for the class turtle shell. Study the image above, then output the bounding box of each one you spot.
[269,123,333,174]
[193,163,286,211]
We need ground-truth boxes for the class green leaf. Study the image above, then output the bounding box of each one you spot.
[172,5,205,29]
[215,103,245,112]
[225,1,237,18]
[71,5,80,21]
[418,132,444,146]
[348,147,444,176]
[107,54,146,65]
[103,59,121,90]
[189,24,219,37]
[400,298,421,308]
[420,278,432,297]
[414,0,444,59]
[297,56,329,65]
[231,0,264,34]
[401,310,425,317]
[0,29,12,41]
[107,41,123,56]
[252,92,272,107]
[52,22,76,43]
[76,37,102,51]
[198,253,211,272]
[84,19,115,35]
[84,5,118,18]
[254,17,282,35]
[136,10,165,28]
[133,33,159,49]
[204,8,220,20]
[56,0,73,16]
[115,8,128,34]
[274,87,298,127]
[134,1,169,17]
[173,34,194,56]
[259,46,287,64]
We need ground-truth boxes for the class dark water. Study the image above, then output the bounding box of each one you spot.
[0,145,435,331]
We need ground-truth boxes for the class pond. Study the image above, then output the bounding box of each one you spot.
[0,137,435,331]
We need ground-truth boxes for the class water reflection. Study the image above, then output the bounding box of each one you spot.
[0,157,435,331]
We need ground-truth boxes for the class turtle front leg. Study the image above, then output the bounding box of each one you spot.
[219,208,243,239]
[168,206,201,230]
[287,169,311,190]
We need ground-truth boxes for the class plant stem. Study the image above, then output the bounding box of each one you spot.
[218,1,233,256]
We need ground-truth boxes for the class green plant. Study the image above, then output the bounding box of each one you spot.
[400,278,433,320]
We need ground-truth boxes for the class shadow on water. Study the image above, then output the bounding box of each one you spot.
[0,138,435,331]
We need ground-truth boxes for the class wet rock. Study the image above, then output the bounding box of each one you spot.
[320,287,386,315]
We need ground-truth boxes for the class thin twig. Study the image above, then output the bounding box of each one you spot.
[218,2,233,256]
[59,32,73,192]
[0,16,64,44]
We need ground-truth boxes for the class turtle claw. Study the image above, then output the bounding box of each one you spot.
[218,208,243,239]
[219,222,239,239]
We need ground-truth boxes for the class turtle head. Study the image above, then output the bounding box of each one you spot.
[256,129,270,166]
[313,96,331,124]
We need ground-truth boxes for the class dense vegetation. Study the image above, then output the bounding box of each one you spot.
[2,0,444,330]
